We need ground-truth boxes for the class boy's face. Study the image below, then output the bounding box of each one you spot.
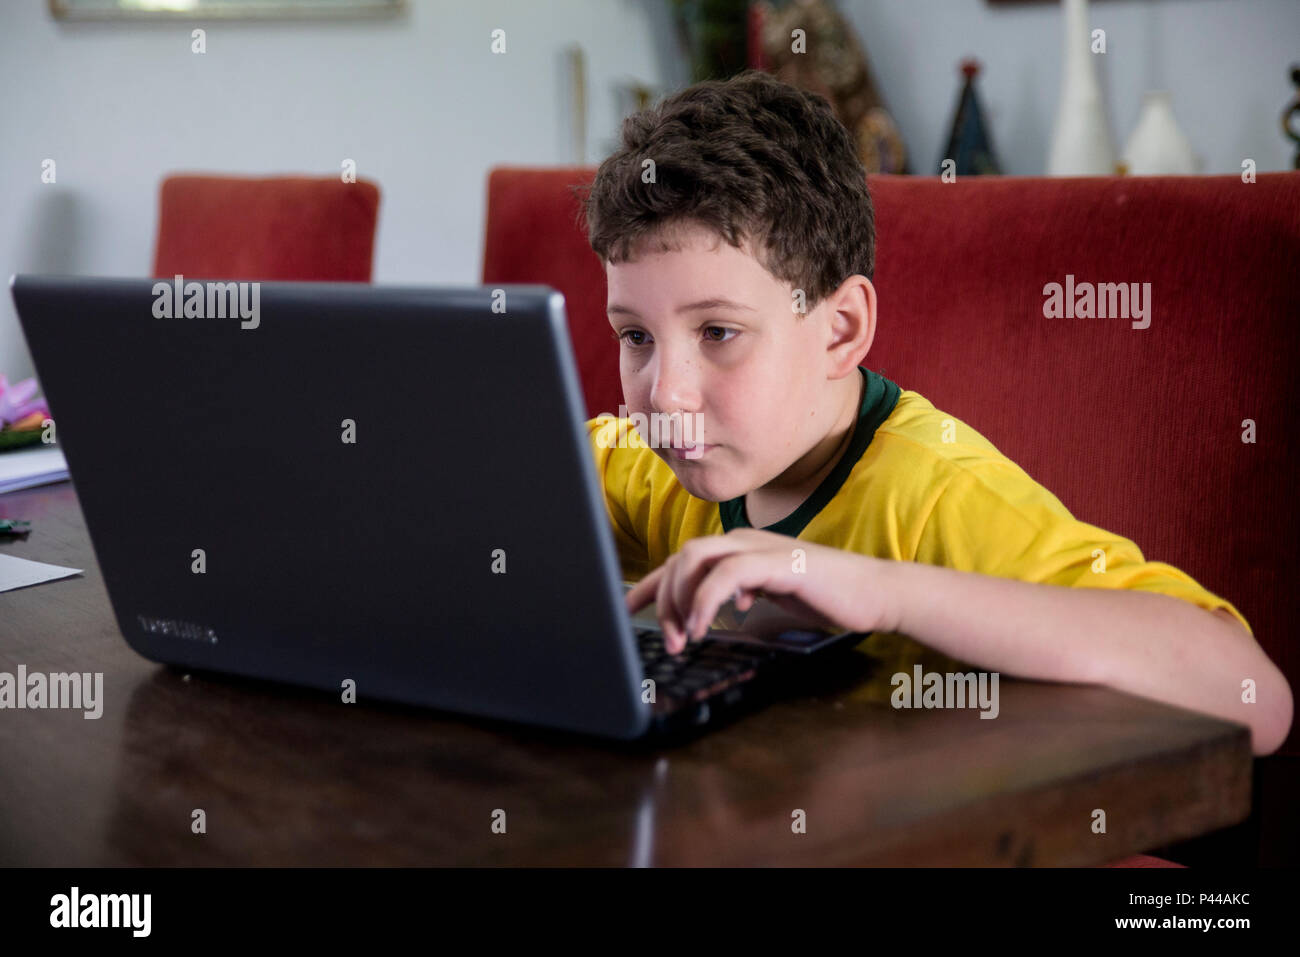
[605,221,856,503]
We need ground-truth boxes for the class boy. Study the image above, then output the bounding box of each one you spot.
[580,71,1291,756]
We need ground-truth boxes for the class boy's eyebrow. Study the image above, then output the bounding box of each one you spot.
[607,297,758,318]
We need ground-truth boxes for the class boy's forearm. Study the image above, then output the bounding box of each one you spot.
[875,559,1293,756]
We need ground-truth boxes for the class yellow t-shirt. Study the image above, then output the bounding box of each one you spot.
[587,366,1251,679]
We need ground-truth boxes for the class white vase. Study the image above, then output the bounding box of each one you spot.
[1121,91,1198,175]
[1046,0,1117,175]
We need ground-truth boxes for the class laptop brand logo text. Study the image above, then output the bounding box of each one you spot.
[137,614,218,644]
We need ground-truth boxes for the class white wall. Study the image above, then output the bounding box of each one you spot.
[0,0,683,383]
[2,0,1297,384]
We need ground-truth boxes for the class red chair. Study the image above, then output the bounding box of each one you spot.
[153,174,380,281]
[483,167,615,418]
[482,166,1300,866]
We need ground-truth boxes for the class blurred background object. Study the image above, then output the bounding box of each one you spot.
[1121,91,1198,175]
[940,59,1002,175]
[1047,0,1117,175]
[49,0,405,20]
[0,374,51,451]
[755,0,908,173]
[567,45,588,165]
[1284,65,1300,169]
[670,0,751,82]
[668,0,907,173]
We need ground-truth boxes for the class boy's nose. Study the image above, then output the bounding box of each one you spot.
[648,348,701,416]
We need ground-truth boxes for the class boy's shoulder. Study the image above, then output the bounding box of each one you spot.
[826,386,1078,544]
[867,388,1032,486]
[877,389,1000,456]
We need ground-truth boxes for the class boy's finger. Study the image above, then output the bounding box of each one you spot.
[656,561,688,653]
[669,536,750,628]
[689,553,770,642]
[662,537,757,651]
[624,567,664,613]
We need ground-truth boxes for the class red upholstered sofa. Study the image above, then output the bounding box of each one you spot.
[483,167,1300,863]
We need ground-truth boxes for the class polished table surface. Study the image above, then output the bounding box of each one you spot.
[0,481,1252,866]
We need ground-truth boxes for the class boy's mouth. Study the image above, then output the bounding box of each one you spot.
[668,443,713,460]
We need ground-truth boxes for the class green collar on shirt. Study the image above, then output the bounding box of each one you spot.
[718,366,901,538]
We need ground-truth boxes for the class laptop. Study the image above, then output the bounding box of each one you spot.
[10,276,866,741]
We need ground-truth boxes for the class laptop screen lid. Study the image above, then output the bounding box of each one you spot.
[10,276,651,740]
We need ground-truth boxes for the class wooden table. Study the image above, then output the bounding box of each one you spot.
[0,481,1252,866]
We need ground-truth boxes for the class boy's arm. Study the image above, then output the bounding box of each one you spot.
[877,558,1294,757]
[897,460,1292,756]
[632,531,1292,758]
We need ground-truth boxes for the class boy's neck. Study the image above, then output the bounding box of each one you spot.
[744,370,864,528]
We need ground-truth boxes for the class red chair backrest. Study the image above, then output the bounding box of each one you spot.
[483,167,616,418]
[153,174,380,281]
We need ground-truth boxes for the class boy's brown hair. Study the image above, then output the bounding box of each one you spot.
[579,69,875,313]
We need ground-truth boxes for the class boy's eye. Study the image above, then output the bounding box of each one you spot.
[611,327,737,346]
[615,329,648,346]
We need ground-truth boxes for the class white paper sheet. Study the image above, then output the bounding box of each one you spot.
[0,446,70,494]
[0,553,82,593]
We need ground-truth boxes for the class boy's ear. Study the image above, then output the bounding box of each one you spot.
[825,275,877,374]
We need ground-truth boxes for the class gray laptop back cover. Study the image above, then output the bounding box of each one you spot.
[11,276,650,740]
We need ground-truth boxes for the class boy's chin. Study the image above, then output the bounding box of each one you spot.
[666,463,741,503]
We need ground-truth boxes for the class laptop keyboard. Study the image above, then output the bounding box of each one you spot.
[635,627,773,705]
